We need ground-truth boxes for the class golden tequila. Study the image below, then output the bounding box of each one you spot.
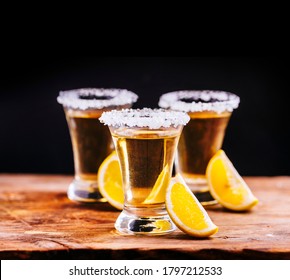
[112,129,179,208]
[176,111,231,187]
[65,108,114,182]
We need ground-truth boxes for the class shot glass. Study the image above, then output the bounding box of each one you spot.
[159,90,240,205]
[57,88,138,203]
[99,108,189,235]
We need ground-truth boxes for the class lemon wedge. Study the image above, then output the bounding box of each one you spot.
[206,149,258,211]
[98,151,124,210]
[143,164,170,204]
[166,174,218,237]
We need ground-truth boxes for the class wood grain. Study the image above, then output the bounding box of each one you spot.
[0,174,290,259]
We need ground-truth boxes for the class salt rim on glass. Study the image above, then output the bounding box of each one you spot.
[57,88,138,110]
[158,90,240,114]
[99,108,190,129]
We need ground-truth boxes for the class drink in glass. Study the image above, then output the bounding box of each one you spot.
[57,88,138,203]
[159,90,240,205]
[99,108,189,235]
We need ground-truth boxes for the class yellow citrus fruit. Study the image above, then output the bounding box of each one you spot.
[165,174,218,238]
[206,149,258,211]
[98,151,124,210]
[143,164,170,204]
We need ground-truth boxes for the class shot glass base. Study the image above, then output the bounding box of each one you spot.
[67,179,107,203]
[184,177,217,206]
[194,191,217,206]
[115,207,176,235]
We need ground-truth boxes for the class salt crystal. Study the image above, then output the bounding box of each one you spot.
[159,90,240,113]
[57,88,138,110]
[99,108,190,129]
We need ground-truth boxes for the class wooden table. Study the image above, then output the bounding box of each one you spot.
[0,174,289,260]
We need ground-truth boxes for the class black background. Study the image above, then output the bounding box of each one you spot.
[0,57,288,176]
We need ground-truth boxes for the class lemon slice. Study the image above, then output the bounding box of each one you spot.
[206,149,258,211]
[143,164,170,204]
[165,174,218,238]
[98,151,124,210]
